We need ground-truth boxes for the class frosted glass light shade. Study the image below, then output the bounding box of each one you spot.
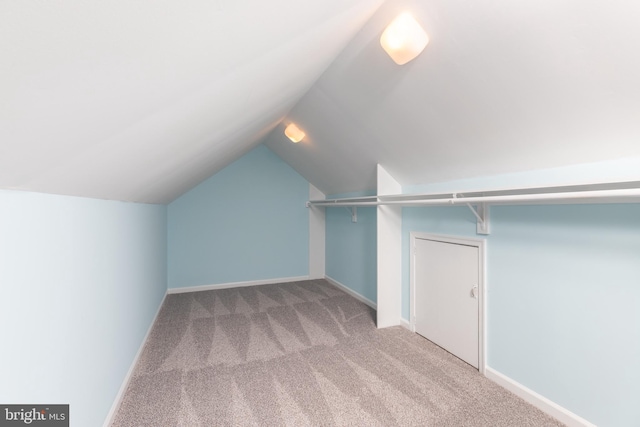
[380,12,429,65]
[284,123,305,143]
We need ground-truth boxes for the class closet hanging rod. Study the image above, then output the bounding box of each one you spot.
[308,186,640,208]
[376,179,640,203]
[311,196,378,203]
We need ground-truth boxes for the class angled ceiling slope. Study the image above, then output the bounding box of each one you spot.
[265,0,640,196]
[0,0,383,204]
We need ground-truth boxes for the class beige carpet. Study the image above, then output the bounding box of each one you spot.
[112,279,563,426]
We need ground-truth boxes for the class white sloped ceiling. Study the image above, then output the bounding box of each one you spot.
[264,0,640,196]
[0,0,383,203]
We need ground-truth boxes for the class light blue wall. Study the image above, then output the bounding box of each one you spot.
[168,145,309,289]
[402,204,640,427]
[325,191,377,303]
[0,190,167,427]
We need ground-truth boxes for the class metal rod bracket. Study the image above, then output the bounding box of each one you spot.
[467,203,490,235]
[345,207,358,223]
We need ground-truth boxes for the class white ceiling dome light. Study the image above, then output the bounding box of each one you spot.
[284,123,306,143]
[380,12,429,65]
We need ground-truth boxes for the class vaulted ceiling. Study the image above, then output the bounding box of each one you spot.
[265,0,640,195]
[0,0,382,203]
[3,0,640,203]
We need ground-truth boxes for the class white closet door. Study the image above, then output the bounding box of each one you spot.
[415,238,479,368]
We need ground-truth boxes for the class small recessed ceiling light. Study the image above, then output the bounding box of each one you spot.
[380,12,429,65]
[284,123,305,143]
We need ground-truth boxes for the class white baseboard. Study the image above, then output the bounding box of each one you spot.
[167,276,309,294]
[400,318,413,331]
[103,292,167,427]
[485,367,596,427]
[324,276,377,309]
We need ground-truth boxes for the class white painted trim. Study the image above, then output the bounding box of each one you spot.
[485,367,596,427]
[400,318,412,331]
[324,276,377,309]
[309,183,326,279]
[167,276,310,294]
[410,232,487,374]
[103,292,167,427]
[377,164,403,328]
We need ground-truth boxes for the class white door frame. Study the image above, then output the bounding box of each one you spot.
[410,232,487,373]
